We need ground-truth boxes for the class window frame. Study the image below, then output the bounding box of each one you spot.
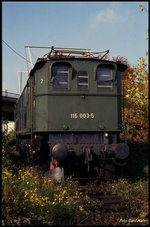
[77,70,89,90]
[50,62,71,90]
[96,64,115,90]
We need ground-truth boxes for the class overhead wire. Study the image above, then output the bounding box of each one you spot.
[2,40,31,63]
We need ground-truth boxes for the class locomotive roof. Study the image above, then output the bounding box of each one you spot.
[29,46,127,76]
[30,56,127,76]
[16,47,127,103]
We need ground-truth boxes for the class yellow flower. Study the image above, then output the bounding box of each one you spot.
[79,205,84,211]
[138,3,144,8]
[62,190,66,195]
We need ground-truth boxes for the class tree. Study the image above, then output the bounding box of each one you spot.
[111,4,149,144]
[125,57,148,143]
[112,55,148,143]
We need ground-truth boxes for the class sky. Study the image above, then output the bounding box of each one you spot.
[2,1,148,94]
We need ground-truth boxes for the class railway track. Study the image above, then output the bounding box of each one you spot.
[77,182,148,226]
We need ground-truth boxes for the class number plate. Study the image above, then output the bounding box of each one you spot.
[70,113,95,119]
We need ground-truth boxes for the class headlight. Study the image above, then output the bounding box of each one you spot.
[104,133,109,137]
[104,133,109,144]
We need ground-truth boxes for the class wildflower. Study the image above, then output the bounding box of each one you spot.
[79,205,84,211]
[138,3,144,8]
[62,190,66,195]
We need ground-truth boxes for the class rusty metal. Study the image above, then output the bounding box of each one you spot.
[72,176,100,181]
[44,46,109,59]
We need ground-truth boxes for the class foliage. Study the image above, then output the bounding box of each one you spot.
[2,133,149,226]
[1,133,86,226]
[121,141,149,180]
[2,164,83,225]
[111,3,149,144]
[2,121,13,170]
[125,57,148,143]
[107,178,149,223]
[138,3,149,13]
[138,3,149,53]
[9,128,16,141]
[112,55,149,144]
[1,118,149,225]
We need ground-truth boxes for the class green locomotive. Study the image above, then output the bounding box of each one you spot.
[15,47,129,180]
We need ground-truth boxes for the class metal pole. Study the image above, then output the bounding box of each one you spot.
[28,47,34,69]
[24,47,30,75]
[30,76,33,150]
[17,71,28,94]
[20,72,22,94]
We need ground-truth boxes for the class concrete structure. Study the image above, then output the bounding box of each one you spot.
[2,91,19,121]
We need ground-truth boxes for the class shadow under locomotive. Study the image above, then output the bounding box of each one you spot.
[51,134,129,180]
[16,132,130,182]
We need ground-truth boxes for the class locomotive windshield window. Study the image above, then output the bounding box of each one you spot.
[51,63,70,89]
[78,71,89,89]
[96,65,113,89]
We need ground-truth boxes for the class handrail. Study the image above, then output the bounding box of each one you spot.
[44,46,109,59]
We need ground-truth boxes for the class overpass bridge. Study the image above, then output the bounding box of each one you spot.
[2,91,20,121]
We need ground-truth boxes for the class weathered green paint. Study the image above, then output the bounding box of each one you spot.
[46,95,119,132]
[35,96,49,131]
[33,59,122,133]
[15,57,126,135]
